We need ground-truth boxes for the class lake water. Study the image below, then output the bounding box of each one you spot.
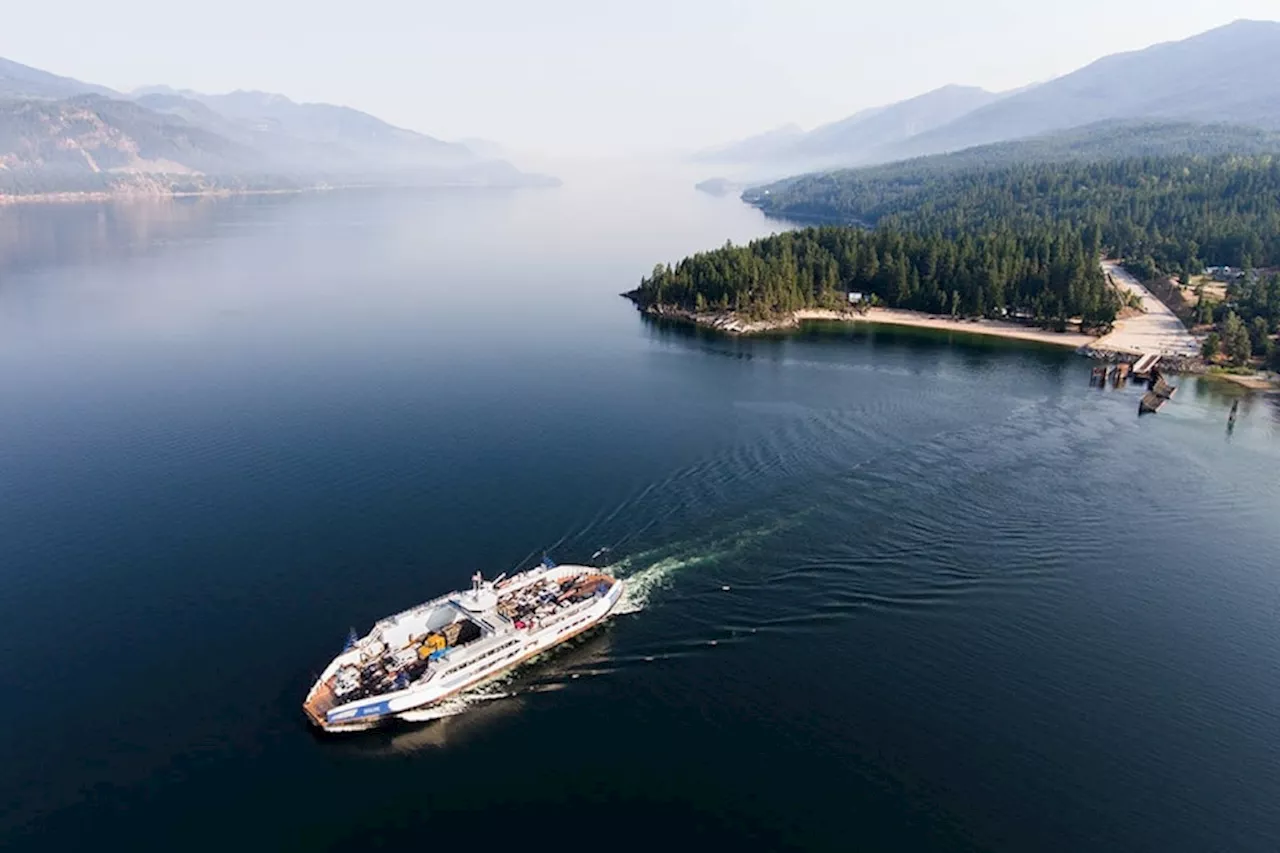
[2,164,1279,851]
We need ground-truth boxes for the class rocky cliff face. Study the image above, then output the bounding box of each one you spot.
[0,97,243,173]
[0,95,272,195]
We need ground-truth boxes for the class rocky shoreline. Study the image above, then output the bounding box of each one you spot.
[1077,345,1205,372]
[637,304,851,335]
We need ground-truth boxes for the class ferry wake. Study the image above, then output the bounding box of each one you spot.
[303,559,624,733]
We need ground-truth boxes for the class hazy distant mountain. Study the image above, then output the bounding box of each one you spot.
[706,19,1280,177]
[0,56,116,100]
[694,124,805,165]
[692,176,751,197]
[189,90,474,169]
[695,86,1003,172]
[132,89,473,173]
[457,138,508,159]
[875,19,1280,162]
[0,58,552,196]
[749,120,1280,213]
[133,93,256,146]
[786,86,1004,168]
[0,95,257,174]
[0,95,279,195]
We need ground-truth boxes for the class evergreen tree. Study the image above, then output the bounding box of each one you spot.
[752,154,1280,278]
[629,224,1112,326]
[1223,312,1252,365]
[1197,298,1215,326]
[1250,316,1274,361]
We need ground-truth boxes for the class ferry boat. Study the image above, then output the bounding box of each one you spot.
[303,559,624,732]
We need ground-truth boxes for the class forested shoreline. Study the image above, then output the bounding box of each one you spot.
[629,224,1118,329]
[633,154,1280,336]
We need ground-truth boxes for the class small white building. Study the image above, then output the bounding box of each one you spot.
[847,292,865,304]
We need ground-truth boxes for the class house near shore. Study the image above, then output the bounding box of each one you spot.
[847,292,865,304]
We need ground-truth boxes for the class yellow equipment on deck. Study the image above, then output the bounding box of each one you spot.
[418,633,447,658]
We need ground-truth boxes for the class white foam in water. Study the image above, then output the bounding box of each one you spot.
[397,681,513,723]
[610,552,711,615]
[608,517,792,614]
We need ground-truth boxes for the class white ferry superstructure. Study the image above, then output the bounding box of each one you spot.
[303,560,624,732]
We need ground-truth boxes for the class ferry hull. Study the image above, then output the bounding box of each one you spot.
[305,568,624,733]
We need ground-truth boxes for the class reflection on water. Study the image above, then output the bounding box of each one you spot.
[643,312,1280,440]
[2,178,1280,852]
[1184,375,1280,439]
[0,197,294,275]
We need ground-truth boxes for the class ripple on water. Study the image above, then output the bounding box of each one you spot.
[545,363,1263,681]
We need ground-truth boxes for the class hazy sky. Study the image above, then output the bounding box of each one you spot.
[3,1,1277,154]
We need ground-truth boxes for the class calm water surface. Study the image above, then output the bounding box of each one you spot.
[2,164,1279,851]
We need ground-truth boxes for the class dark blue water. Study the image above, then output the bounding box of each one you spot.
[2,166,1279,851]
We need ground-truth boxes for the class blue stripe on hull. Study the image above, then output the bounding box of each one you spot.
[327,699,391,723]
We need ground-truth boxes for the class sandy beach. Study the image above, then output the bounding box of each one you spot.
[640,259,1216,357]
[643,304,1097,348]
[1209,371,1280,391]
[795,308,1096,348]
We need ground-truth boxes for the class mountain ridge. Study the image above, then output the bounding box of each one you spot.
[0,56,117,100]
[882,18,1280,161]
[0,58,552,196]
[784,85,1005,169]
[693,124,805,164]
[701,19,1280,176]
[745,119,1280,224]
[695,85,1003,173]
